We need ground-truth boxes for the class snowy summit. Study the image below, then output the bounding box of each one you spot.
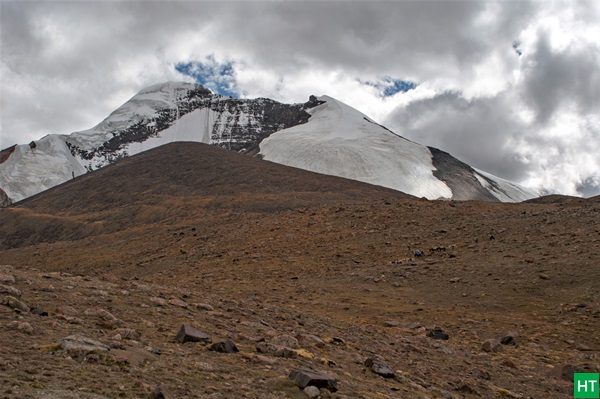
[0,82,537,206]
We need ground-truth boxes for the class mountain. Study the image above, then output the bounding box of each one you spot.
[1,142,409,250]
[0,140,597,398]
[0,82,537,205]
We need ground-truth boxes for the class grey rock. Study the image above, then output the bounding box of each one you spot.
[0,271,15,284]
[271,334,299,349]
[296,334,326,348]
[303,385,321,398]
[149,296,168,306]
[383,320,421,329]
[7,320,34,334]
[209,339,239,353]
[56,305,78,316]
[194,302,214,311]
[175,324,212,344]
[60,335,110,355]
[83,307,117,321]
[31,307,49,316]
[168,298,188,308]
[150,383,174,399]
[0,189,12,207]
[500,335,516,346]
[2,295,30,312]
[57,314,84,324]
[365,358,396,378]
[256,341,297,358]
[427,327,449,340]
[289,368,338,392]
[0,284,21,297]
[481,339,503,352]
[365,357,395,378]
[114,328,142,340]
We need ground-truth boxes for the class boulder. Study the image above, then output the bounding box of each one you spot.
[31,307,49,316]
[150,383,174,399]
[303,386,320,398]
[256,341,297,358]
[168,298,188,308]
[501,335,517,346]
[296,334,326,348]
[7,320,34,334]
[2,296,30,312]
[114,328,142,340]
[0,284,21,297]
[427,327,449,340]
[209,339,239,353]
[175,324,212,344]
[60,335,110,355]
[0,271,15,284]
[194,302,214,311]
[482,339,503,353]
[365,357,395,378]
[84,307,118,321]
[271,334,299,349]
[289,368,338,392]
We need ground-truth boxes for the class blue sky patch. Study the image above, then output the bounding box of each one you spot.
[360,77,418,97]
[175,55,239,97]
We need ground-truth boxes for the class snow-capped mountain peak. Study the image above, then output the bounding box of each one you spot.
[259,96,455,200]
[0,82,538,205]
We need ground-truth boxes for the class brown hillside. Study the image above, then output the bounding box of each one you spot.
[0,142,598,399]
[2,142,408,250]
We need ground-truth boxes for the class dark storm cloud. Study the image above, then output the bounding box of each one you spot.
[385,91,530,182]
[577,178,600,198]
[520,32,600,125]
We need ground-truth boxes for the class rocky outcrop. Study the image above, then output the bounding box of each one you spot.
[65,83,324,167]
[0,187,12,207]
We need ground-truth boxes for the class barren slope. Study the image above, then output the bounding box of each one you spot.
[0,142,598,399]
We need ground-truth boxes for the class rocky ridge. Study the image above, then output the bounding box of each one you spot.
[65,83,324,166]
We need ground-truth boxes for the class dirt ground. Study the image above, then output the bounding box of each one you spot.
[1,143,598,398]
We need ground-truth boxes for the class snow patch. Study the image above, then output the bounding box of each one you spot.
[259,96,453,199]
[474,169,538,202]
[123,108,218,154]
[0,135,86,203]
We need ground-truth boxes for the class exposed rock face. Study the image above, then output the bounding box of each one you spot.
[429,147,498,201]
[65,82,323,167]
[0,187,12,207]
[0,145,16,164]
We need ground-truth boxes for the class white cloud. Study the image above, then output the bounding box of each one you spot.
[1,0,598,196]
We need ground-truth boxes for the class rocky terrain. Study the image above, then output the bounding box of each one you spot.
[0,143,598,399]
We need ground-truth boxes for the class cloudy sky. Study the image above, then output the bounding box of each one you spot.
[1,1,599,197]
